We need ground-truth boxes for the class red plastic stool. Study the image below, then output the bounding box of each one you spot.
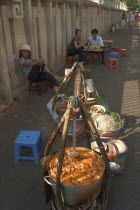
[106,58,119,69]
[66,55,76,64]
[120,49,127,57]
[111,47,120,53]
[91,53,99,61]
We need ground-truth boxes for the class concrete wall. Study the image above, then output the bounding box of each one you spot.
[0,0,126,102]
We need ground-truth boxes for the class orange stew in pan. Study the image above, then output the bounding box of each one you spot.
[49,148,105,186]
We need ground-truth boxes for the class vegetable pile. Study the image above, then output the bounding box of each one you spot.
[92,111,123,131]
[106,111,123,129]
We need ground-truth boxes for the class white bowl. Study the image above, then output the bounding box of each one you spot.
[90,105,106,114]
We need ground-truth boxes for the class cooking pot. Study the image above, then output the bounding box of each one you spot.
[43,147,105,206]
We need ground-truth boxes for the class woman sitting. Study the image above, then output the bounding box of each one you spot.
[19,44,62,93]
[67,29,87,62]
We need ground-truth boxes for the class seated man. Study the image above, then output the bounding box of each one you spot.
[67,29,87,62]
[88,29,105,64]
[19,44,63,93]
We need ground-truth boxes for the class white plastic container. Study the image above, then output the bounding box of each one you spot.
[86,79,94,93]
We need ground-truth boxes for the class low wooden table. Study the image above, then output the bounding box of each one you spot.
[103,40,114,52]
[83,49,103,63]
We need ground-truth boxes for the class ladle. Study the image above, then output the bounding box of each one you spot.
[67,118,79,158]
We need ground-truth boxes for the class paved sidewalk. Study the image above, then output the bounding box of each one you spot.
[0,28,140,210]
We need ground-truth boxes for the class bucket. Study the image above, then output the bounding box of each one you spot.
[106,140,128,174]
[98,120,124,138]
[91,140,108,153]
[104,141,120,163]
[100,131,116,143]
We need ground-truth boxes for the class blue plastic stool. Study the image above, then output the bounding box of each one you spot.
[109,52,120,60]
[14,130,44,164]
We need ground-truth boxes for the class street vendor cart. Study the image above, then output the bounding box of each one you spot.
[41,63,111,210]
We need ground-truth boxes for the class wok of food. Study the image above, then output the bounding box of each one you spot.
[48,147,105,187]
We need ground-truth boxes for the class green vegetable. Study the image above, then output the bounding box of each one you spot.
[106,111,122,128]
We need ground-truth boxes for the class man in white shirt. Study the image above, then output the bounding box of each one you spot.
[88,29,105,64]
[130,11,135,28]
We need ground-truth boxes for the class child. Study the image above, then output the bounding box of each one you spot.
[88,29,105,64]
[19,44,62,93]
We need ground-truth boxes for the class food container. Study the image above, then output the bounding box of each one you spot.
[85,46,101,50]
[86,79,94,93]
[91,141,107,153]
[94,46,101,50]
[98,120,124,138]
[43,147,105,206]
[104,141,119,163]
[55,100,68,116]
[86,98,97,109]
[99,131,116,143]
[107,140,128,174]
[90,105,106,123]
[90,105,106,114]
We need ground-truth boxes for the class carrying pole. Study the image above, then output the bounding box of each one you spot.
[55,101,73,210]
